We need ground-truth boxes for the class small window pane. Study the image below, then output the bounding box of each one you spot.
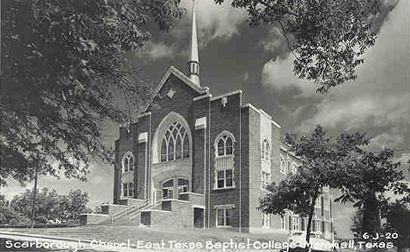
[183,135,190,158]
[217,139,224,156]
[163,179,174,187]
[226,170,233,187]
[226,209,233,226]
[226,145,233,155]
[175,135,182,159]
[161,139,167,162]
[129,157,134,171]
[177,179,189,186]
[217,209,224,226]
[226,137,233,155]
[123,184,128,197]
[128,183,133,196]
[168,138,174,161]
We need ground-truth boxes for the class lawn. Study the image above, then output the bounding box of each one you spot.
[1,225,289,250]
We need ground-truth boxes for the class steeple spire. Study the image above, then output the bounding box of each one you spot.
[188,0,200,85]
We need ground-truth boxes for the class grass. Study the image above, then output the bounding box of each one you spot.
[1,225,289,244]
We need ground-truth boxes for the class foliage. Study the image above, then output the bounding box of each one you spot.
[0,0,184,186]
[383,202,410,250]
[0,194,30,225]
[333,148,406,236]
[259,125,408,246]
[259,125,369,245]
[4,188,90,224]
[217,0,385,92]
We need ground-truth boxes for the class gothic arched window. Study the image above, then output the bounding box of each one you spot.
[122,152,134,173]
[216,134,234,157]
[214,131,235,189]
[160,122,189,162]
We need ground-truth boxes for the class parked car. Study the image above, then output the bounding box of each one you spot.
[283,231,336,252]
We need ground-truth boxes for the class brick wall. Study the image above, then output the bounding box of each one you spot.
[209,92,242,229]
[247,107,262,229]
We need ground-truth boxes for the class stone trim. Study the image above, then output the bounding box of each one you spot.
[138,132,148,143]
[213,204,235,209]
[210,90,242,101]
[195,117,207,130]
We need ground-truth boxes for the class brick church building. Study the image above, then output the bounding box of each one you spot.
[82,0,334,238]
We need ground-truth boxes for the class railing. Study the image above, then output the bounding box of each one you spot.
[129,199,163,221]
[110,199,149,223]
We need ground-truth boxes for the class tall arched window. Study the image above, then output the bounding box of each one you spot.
[262,139,270,161]
[160,122,189,162]
[280,155,286,174]
[214,131,235,189]
[122,152,134,173]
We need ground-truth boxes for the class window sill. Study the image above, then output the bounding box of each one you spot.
[213,186,236,191]
[216,225,232,228]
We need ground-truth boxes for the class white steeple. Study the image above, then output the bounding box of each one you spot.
[188,0,200,85]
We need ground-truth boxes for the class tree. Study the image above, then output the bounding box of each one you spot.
[1,0,184,186]
[60,189,91,223]
[259,125,369,248]
[218,0,386,93]
[7,188,90,224]
[383,202,410,252]
[334,149,407,237]
[259,125,408,250]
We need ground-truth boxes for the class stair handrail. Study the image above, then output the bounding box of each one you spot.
[110,199,149,222]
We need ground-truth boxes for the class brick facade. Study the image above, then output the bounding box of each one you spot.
[113,66,334,236]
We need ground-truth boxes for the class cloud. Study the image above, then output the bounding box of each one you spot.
[291,0,409,151]
[259,27,290,59]
[299,93,409,133]
[181,0,247,46]
[261,56,316,96]
[136,42,176,61]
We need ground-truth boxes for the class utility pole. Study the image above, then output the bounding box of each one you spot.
[31,153,39,228]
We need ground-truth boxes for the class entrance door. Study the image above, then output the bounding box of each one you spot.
[194,207,204,228]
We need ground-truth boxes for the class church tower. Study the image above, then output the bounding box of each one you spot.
[188,0,200,85]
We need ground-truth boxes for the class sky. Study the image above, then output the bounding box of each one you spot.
[2,0,409,239]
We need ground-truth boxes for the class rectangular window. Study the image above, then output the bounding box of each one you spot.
[321,221,325,233]
[217,171,225,188]
[292,217,300,231]
[162,187,173,199]
[217,209,225,226]
[123,183,128,197]
[178,185,188,195]
[216,169,234,189]
[128,183,134,197]
[216,208,233,227]
[262,213,270,227]
[281,216,286,230]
